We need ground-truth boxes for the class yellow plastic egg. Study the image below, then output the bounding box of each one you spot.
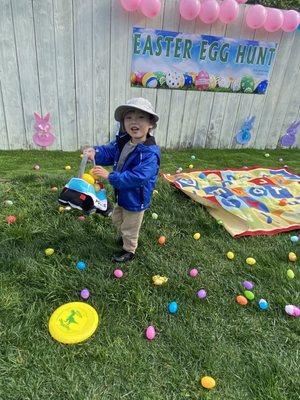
[189,164,194,169]
[200,376,216,389]
[227,251,235,260]
[246,257,256,266]
[58,206,65,213]
[288,252,297,262]
[82,173,95,185]
[193,232,201,240]
[65,165,71,170]
[45,248,54,256]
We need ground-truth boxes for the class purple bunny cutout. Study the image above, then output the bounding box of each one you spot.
[280,121,300,147]
[33,112,56,147]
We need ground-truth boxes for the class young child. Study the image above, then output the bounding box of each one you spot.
[85,97,160,263]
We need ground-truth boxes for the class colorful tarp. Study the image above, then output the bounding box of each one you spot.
[164,167,300,237]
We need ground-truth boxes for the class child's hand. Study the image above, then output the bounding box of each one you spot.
[90,166,110,180]
[83,147,96,161]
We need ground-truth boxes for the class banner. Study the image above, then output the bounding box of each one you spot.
[164,167,300,237]
[131,27,277,95]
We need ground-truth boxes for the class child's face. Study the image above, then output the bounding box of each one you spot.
[123,109,153,143]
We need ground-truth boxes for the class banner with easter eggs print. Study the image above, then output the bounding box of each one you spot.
[131,27,277,94]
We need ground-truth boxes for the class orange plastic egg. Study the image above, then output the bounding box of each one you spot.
[236,295,248,306]
[158,236,166,245]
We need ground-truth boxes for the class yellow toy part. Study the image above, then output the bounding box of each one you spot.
[48,302,99,344]
[82,173,95,185]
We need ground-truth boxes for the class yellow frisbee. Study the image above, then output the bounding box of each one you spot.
[48,302,99,344]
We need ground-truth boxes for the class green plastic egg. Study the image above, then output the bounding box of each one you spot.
[244,290,255,301]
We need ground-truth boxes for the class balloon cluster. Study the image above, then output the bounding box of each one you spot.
[119,0,161,18]
[246,5,299,32]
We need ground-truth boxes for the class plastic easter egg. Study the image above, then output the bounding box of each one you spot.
[288,252,297,262]
[184,74,193,87]
[154,71,166,86]
[76,261,86,270]
[191,155,196,160]
[4,200,13,206]
[287,269,295,279]
[241,75,254,93]
[50,186,58,192]
[114,269,123,279]
[176,167,183,173]
[189,164,194,169]
[227,251,235,260]
[264,153,270,158]
[244,290,255,301]
[243,280,254,290]
[193,232,201,240]
[209,75,217,89]
[236,295,248,305]
[258,299,269,310]
[290,235,299,243]
[142,72,158,88]
[279,199,287,206]
[231,78,241,92]
[165,71,184,89]
[246,257,256,266]
[285,305,300,317]
[158,236,166,245]
[33,164,40,170]
[200,376,216,389]
[217,219,223,225]
[80,288,90,300]
[197,289,207,299]
[153,190,159,195]
[255,79,268,94]
[45,248,54,256]
[195,70,210,90]
[65,206,71,211]
[145,325,156,340]
[65,165,71,170]
[6,215,17,224]
[152,213,158,220]
[78,215,85,221]
[189,268,198,277]
[168,301,178,314]
[82,173,95,185]
[198,172,206,179]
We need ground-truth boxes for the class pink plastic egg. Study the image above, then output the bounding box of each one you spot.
[189,268,199,277]
[145,325,156,340]
[80,288,90,300]
[78,215,85,221]
[114,269,123,279]
[197,289,207,299]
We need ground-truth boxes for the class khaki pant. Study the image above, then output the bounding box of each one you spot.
[112,204,145,253]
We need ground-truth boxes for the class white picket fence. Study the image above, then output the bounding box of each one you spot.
[0,0,299,150]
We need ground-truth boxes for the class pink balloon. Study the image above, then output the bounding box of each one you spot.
[282,10,299,32]
[246,5,267,29]
[264,8,284,32]
[180,0,201,21]
[219,0,239,24]
[139,0,161,18]
[120,0,140,12]
[199,0,220,24]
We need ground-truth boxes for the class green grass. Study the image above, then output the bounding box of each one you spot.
[0,148,299,400]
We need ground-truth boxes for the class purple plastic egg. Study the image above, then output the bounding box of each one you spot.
[80,288,90,300]
[242,280,254,290]
[197,289,207,299]
[145,325,156,340]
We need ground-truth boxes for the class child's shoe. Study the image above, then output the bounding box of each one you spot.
[112,251,135,263]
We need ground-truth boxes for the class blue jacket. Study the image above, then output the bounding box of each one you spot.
[94,132,160,211]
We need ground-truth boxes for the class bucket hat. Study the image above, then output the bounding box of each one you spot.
[114,97,159,123]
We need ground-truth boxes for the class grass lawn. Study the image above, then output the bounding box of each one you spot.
[0,148,299,400]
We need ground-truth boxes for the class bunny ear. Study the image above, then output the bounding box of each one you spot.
[44,113,50,122]
[34,112,42,122]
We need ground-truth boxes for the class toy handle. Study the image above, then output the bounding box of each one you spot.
[78,154,95,178]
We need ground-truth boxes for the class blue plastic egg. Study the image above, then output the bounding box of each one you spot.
[168,301,178,314]
[76,260,86,270]
[258,299,269,310]
[290,235,299,243]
